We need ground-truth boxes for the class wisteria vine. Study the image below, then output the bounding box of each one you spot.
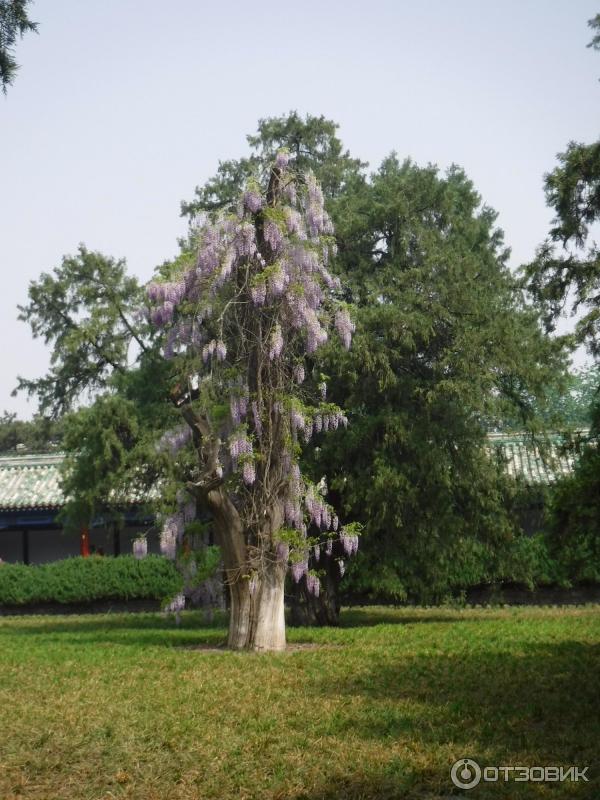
[144,152,359,597]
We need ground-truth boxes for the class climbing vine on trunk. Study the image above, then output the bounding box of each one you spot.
[146,153,358,651]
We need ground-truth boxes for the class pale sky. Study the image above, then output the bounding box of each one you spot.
[1,0,598,417]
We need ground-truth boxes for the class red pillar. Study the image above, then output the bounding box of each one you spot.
[80,527,90,557]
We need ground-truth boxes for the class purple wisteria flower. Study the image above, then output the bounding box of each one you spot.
[291,557,308,583]
[276,541,290,563]
[290,408,304,434]
[269,324,284,360]
[132,537,147,560]
[335,308,355,350]
[243,190,263,213]
[158,425,192,455]
[165,593,185,613]
[242,461,256,486]
[269,264,286,296]
[250,282,266,305]
[264,221,283,254]
[235,222,257,258]
[306,573,320,597]
[229,432,252,469]
[215,340,227,361]
[275,150,290,169]
[293,364,305,384]
[251,401,262,436]
[183,500,196,523]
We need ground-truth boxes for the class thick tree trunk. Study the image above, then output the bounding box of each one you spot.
[289,558,341,626]
[251,559,287,651]
[227,558,287,651]
[209,486,287,651]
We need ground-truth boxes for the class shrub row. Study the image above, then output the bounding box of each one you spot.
[343,531,600,606]
[0,555,183,606]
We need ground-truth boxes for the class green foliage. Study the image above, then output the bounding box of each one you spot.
[178,543,221,584]
[588,12,600,55]
[181,111,365,216]
[524,89,600,354]
[313,156,567,603]
[59,349,180,529]
[0,411,64,453]
[0,555,182,606]
[15,246,151,417]
[499,365,600,431]
[345,530,573,604]
[524,23,600,572]
[0,0,37,92]
[544,405,600,584]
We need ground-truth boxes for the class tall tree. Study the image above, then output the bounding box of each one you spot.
[524,14,600,355]
[524,13,600,568]
[146,156,357,650]
[0,0,37,93]
[15,114,363,632]
[315,156,567,602]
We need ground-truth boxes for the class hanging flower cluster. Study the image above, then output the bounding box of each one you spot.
[230,389,248,426]
[291,556,309,583]
[146,155,353,370]
[160,512,184,560]
[340,529,360,556]
[306,573,320,597]
[157,425,192,455]
[132,536,147,559]
[334,309,356,350]
[165,592,186,613]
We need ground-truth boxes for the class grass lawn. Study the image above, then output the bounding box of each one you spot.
[0,605,598,799]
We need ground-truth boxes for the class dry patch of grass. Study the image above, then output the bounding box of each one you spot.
[0,605,598,799]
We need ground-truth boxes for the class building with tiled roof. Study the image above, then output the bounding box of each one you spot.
[0,453,156,565]
[487,432,584,486]
[0,432,586,564]
[0,453,65,511]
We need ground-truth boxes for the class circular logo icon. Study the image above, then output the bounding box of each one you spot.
[450,758,482,790]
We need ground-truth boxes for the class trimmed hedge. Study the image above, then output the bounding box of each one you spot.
[0,555,183,606]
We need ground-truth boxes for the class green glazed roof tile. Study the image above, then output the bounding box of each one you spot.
[0,453,65,510]
[0,453,152,510]
[0,432,587,509]
[487,432,584,486]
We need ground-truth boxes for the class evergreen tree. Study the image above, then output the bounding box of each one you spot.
[0,0,37,92]
[316,156,567,602]
[525,13,600,567]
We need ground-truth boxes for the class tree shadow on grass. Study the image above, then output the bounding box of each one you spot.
[338,607,512,628]
[0,610,229,649]
[0,607,478,651]
[305,640,600,798]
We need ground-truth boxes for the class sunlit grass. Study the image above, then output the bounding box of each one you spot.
[0,605,598,799]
